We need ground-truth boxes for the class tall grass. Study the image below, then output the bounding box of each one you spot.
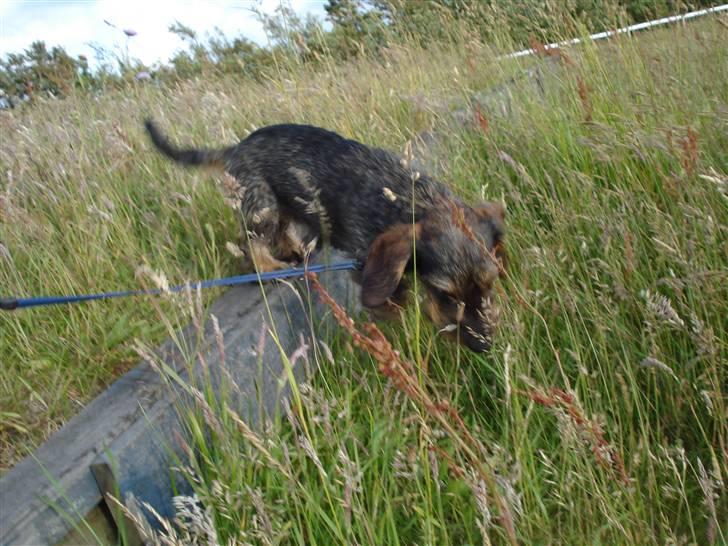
[1,9,726,544]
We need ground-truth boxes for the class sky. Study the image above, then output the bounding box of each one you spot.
[0,0,329,67]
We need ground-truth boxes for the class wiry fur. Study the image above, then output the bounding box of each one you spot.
[144,119,506,352]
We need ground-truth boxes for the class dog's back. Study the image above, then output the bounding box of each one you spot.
[242,125,454,252]
[147,121,454,256]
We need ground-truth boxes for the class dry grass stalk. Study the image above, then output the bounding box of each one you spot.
[475,105,489,134]
[520,386,629,485]
[576,76,593,122]
[680,127,698,178]
[642,290,685,329]
[225,405,293,481]
[247,486,274,545]
[623,228,635,278]
[696,457,722,545]
[528,36,549,58]
[337,447,363,527]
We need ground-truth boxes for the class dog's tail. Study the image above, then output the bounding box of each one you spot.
[144,119,230,169]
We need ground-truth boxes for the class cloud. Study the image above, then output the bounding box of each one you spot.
[0,0,328,67]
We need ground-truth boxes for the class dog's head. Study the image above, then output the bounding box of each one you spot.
[361,201,506,352]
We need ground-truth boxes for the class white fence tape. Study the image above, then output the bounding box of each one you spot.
[504,4,728,59]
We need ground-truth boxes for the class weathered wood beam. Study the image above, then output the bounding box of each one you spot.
[0,260,357,545]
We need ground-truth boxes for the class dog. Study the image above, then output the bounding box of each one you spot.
[144,120,506,352]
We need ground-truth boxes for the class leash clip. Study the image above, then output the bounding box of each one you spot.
[0,298,19,311]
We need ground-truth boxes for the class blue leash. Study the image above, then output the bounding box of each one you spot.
[0,260,359,311]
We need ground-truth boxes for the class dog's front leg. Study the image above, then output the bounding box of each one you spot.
[239,175,290,272]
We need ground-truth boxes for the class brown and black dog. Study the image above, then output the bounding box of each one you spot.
[145,120,506,352]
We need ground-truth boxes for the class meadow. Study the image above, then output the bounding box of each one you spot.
[0,10,726,545]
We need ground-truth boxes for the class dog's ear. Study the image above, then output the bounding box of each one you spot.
[361,223,419,308]
[474,201,507,275]
[474,200,505,224]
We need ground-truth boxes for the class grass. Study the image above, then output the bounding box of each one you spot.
[1,11,726,545]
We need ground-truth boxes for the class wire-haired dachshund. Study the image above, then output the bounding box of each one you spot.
[145,120,506,352]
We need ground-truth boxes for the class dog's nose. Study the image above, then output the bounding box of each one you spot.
[459,317,492,353]
[461,332,491,353]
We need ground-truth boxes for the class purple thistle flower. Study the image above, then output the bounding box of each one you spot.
[135,71,151,81]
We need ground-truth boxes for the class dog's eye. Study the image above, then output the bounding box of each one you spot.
[433,288,459,305]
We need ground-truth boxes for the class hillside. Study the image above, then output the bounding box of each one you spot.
[0,11,726,545]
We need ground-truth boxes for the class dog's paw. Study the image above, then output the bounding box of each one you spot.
[366,299,405,321]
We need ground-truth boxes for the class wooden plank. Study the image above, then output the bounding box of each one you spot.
[0,259,357,545]
[89,463,144,546]
[56,503,117,546]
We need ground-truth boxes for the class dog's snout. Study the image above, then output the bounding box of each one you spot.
[428,300,494,353]
[459,329,492,353]
[458,313,493,353]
